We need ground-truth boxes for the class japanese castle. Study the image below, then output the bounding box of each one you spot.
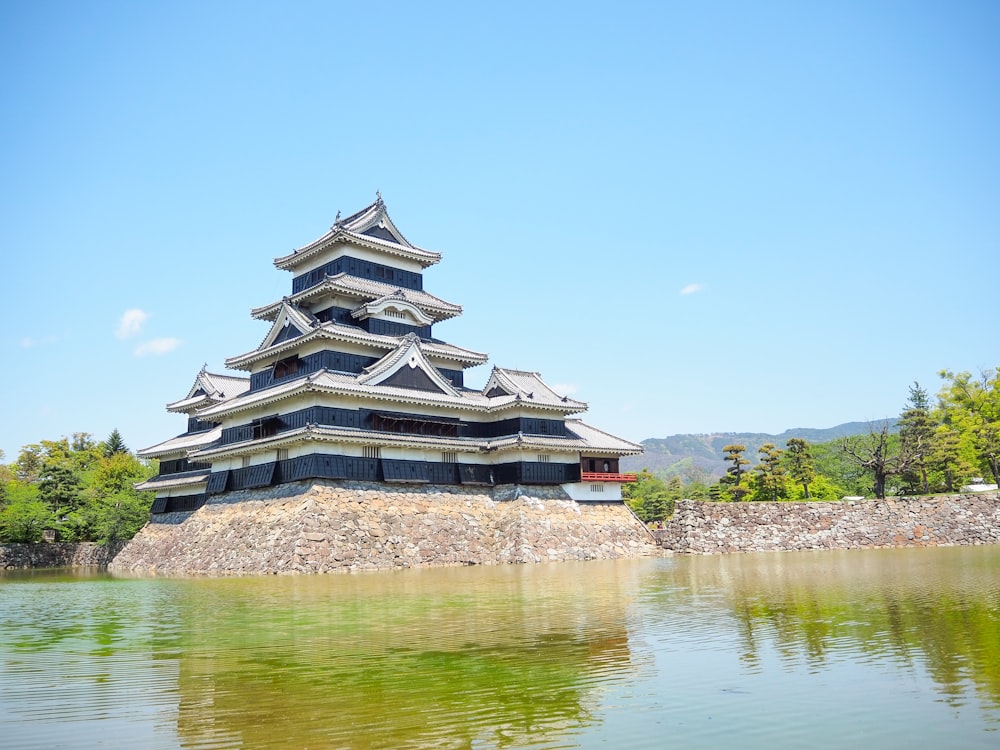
[138,197,640,513]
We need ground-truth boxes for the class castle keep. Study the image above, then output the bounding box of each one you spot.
[120,197,655,574]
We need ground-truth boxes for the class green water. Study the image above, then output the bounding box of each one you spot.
[1,547,998,749]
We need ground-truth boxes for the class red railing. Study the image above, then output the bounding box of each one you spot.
[581,472,638,483]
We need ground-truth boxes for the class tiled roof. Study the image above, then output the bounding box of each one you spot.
[134,470,211,492]
[273,198,441,271]
[166,369,250,413]
[250,274,462,322]
[563,420,644,454]
[358,334,461,396]
[138,427,223,458]
[190,421,636,461]
[484,367,588,410]
[225,320,488,370]
[195,363,584,421]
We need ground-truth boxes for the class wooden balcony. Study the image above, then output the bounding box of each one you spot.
[580,471,638,483]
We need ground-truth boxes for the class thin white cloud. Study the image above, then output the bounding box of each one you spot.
[116,309,150,339]
[21,335,58,348]
[679,283,704,296]
[551,383,578,397]
[134,337,182,356]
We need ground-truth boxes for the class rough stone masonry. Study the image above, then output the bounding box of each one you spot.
[108,480,661,576]
[657,493,1000,554]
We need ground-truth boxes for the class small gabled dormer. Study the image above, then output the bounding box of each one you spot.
[359,334,460,395]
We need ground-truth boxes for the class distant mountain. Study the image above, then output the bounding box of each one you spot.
[621,420,899,482]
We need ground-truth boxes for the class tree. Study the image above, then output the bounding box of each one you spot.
[841,421,911,499]
[0,483,54,543]
[623,470,674,523]
[898,382,936,494]
[102,428,128,457]
[719,444,751,501]
[928,425,975,493]
[752,443,786,501]
[38,463,83,516]
[784,438,816,498]
[937,368,1000,487]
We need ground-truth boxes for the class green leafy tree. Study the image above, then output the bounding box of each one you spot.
[784,438,816,498]
[751,443,786,501]
[928,424,975,493]
[84,451,155,542]
[0,483,54,543]
[623,470,674,523]
[38,463,83,517]
[13,444,44,483]
[937,368,1000,487]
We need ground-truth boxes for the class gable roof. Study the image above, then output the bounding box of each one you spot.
[358,334,461,396]
[256,299,320,350]
[273,196,441,271]
[482,367,587,411]
[250,273,462,323]
[225,319,488,371]
[165,367,250,413]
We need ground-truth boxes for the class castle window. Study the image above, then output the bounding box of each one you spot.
[277,448,289,462]
[242,456,251,469]
[273,356,300,379]
[537,454,551,463]
[590,484,605,493]
[252,416,280,440]
[442,451,457,464]
[363,446,381,459]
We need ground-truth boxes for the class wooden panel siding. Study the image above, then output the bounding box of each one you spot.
[220,407,568,446]
[186,418,218,433]
[206,470,230,495]
[365,317,433,339]
[159,458,212,476]
[438,368,464,388]
[459,464,494,485]
[250,350,380,391]
[273,454,380,483]
[291,255,423,294]
[229,462,276,491]
[466,417,568,439]
[495,461,579,485]
[187,452,593,495]
[152,494,208,514]
[381,459,431,483]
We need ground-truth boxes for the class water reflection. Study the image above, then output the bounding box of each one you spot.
[168,562,644,749]
[2,550,999,749]
[662,548,1000,713]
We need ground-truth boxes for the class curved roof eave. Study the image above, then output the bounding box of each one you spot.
[224,325,488,371]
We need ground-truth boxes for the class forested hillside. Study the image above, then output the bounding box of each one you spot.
[623,421,899,482]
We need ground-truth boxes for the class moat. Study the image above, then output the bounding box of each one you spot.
[2,546,998,749]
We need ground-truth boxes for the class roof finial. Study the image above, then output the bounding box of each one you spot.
[375,189,382,203]
[334,210,341,224]
[200,362,207,373]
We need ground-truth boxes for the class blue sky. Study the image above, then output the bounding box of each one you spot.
[1,1,997,462]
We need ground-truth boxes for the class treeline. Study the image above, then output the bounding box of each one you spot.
[627,367,1000,523]
[0,429,157,544]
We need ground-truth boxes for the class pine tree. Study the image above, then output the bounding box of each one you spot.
[753,443,786,501]
[785,438,816,498]
[102,429,129,458]
[898,382,936,494]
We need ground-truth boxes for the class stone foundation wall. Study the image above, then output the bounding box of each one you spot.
[658,493,1000,554]
[1,542,125,570]
[109,481,660,576]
